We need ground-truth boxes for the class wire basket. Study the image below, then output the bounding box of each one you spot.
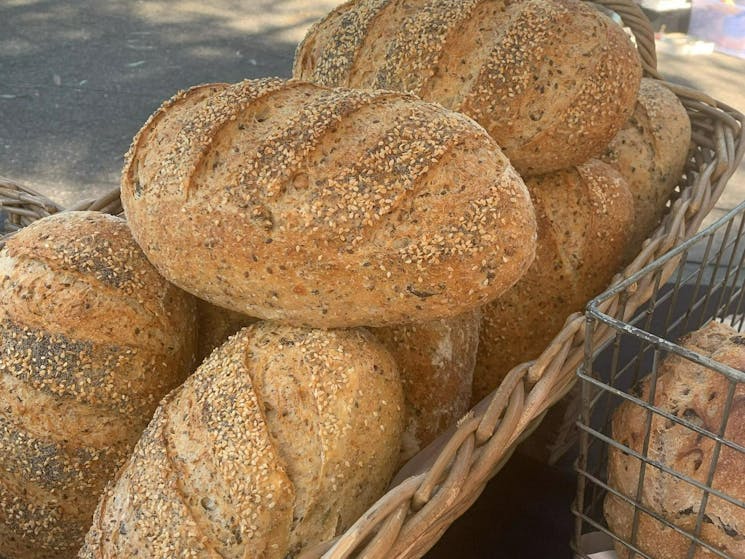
[1,0,744,556]
[573,200,745,559]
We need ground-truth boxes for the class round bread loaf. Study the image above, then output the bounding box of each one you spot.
[195,299,257,363]
[0,212,196,559]
[473,160,634,402]
[605,321,745,559]
[121,78,536,328]
[80,322,404,558]
[293,0,642,176]
[601,78,691,259]
[371,309,480,463]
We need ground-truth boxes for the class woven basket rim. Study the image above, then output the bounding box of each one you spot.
[2,0,744,556]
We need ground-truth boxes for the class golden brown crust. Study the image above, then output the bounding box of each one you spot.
[372,309,480,463]
[0,212,197,559]
[121,78,536,328]
[605,322,745,559]
[293,0,642,176]
[473,160,634,402]
[601,78,692,258]
[293,0,395,87]
[80,323,404,558]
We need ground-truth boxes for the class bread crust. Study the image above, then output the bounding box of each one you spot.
[0,212,196,559]
[80,322,404,558]
[473,160,634,402]
[601,78,692,259]
[294,0,642,175]
[121,78,536,327]
[606,321,745,559]
[372,309,480,463]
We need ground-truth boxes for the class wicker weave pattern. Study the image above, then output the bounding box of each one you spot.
[1,1,744,556]
[0,178,123,249]
[0,178,63,235]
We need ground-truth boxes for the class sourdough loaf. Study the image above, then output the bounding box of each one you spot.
[601,78,691,258]
[372,309,480,463]
[195,299,257,363]
[605,321,745,559]
[80,322,404,558]
[121,78,536,328]
[0,212,196,559]
[473,160,634,402]
[293,0,642,175]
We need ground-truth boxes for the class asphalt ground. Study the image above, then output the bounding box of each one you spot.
[0,0,338,206]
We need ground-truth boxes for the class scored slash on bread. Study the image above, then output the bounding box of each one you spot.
[601,78,692,260]
[473,159,635,402]
[80,323,404,559]
[121,78,537,328]
[0,212,197,559]
[294,0,642,176]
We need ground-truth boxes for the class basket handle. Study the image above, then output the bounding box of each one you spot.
[0,177,66,242]
[1,181,123,241]
[589,0,659,77]
[67,186,123,215]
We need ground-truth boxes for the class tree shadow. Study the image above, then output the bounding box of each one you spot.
[0,0,337,206]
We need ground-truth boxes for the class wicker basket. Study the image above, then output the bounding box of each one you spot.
[1,0,744,556]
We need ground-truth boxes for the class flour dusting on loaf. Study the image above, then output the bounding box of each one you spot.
[372,309,480,463]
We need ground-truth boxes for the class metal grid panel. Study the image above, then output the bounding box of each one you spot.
[572,201,745,559]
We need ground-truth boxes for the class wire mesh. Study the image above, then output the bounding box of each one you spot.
[572,201,745,559]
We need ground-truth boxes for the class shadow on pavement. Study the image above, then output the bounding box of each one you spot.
[0,0,329,206]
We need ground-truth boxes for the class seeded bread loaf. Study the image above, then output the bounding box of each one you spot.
[601,78,691,258]
[0,212,197,559]
[80,322,404,559]
[605,321,745,559]
[195,299,257,363]
[372,309,480,463]
[121,78,536,328]
[473,160,634,402]
[293,0,642,176]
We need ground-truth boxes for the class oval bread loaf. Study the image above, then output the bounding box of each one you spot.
[605,321,745,559]
[0,212,197,559]
[80,322,404,559]
[121,78,537,328]
[195,299,257,363]
[372,309,480,463]
[293,0,642,175]
[473,160,634,402]
[601,78,691,258]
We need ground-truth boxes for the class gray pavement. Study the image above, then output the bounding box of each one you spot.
[0,0,338,206]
